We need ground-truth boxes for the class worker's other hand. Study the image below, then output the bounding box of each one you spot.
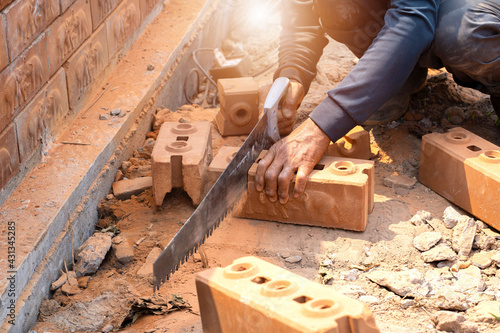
[255,118,331,204]
[259,80,305,135]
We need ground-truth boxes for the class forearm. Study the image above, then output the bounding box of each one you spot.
[310,0,439,141]
[274,0,328,94]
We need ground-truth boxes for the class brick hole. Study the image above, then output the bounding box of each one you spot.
[293,295,312,304]
[235,108,247,119]
[230,263,253,272]
[310,299,335,310]
[313,164,325,170]
[267,280,292,291]
[484,150,500,159]
[467,145,482,152]
[451,133,467,140]
[170,141,188,149]
[251,276,270,284]
[177,123,194,130]
[176,136,189,141]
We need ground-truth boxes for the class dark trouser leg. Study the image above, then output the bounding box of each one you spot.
[432,0,500,115]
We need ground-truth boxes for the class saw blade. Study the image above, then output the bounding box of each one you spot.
[153,77,290,290]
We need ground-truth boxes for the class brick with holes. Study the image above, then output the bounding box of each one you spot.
[151,121,212,206]
[207,145,240,189]
[196,256,380,333]
[326,125,373,160]
[419,127,500,229]
[236,152,374,231]
[215,77,259,136]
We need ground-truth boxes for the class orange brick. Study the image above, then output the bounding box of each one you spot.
[0,19,8,72]
[45,68,70,136]
[65,24,109,108]
[0,123,20,190]
[15,86,46,163]
[215,77,259,136]
[326,126,372,160]
[419,127,500,229]
[0,33,49,132]
[4,0,59,60]
[0,0,14,11]
[152,121,212,206]
[47,0,92,76]
[89,0,122,31]
[196,256,380,333]
[208,145,239,189]
[237,153,374,231]
[105,0,141,57]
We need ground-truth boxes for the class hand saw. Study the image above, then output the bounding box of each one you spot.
[153,77,290,290]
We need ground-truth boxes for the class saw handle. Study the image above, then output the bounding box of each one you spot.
[264,77,290,143]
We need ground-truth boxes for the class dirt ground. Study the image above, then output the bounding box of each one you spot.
[32,2,500,333]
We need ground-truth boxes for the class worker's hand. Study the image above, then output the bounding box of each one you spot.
[255,118,331,204]
[259,80,305,135]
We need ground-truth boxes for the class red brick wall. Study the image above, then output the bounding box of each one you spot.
[0,0,160,191]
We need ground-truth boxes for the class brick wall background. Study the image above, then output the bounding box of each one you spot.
[0,0,160,191]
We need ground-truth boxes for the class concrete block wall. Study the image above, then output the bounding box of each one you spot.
[0,0,161,193]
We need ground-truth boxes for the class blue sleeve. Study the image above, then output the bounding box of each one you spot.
[310,0,439,142]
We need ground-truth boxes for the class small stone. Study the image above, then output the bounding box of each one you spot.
[279,250,291,259]
[106,194,114,200]
[410,210,432,226]
[102,324,114,333]
[384,174,416,190]
[119,110,127,118]
[110,108,121,116]
[445,106,465,125]
[147,64,155,71]
[340,269,359,281]
[443,206,462,229]
[414,232,442,251]
[454,266,486,293]
[338,285,366,297]
[112,177,153,200]
[121,161,132,172]
[114,169,124,182]
[422,244,457,263]
[491,251,500,267]
[432,311,466,332]
[419,118,433,128]
[435,287,470,311]
[400,299,415,308]
[112,235,135,264]
[468,301,500,324]
[384,292,400,302]
[61,271,80,295]
[77,276,90,289]
[74,233,113,276]
[471,251,493,269]
[50,273,67,291]
[359,295,380,305]
[285,256,302,264]
[99,113,110,120]
[452,217,477,259]
[137,247,163,283]
[483,228,500,239]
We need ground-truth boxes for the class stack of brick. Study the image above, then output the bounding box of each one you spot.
[0,0,161,192]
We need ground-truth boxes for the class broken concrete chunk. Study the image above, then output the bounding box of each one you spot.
[414,232,442,252]
[384,174,416,189]
[61,271,80,296]
[422,244,457,263]
[366,269,429,297]
[285,255,302,264]
[410,210,431,226]
[468,301,500,324]
[137,247,162,283]
[432,311,467,332]
[452,217,477,260]
[74,232,113,276]
[434,287,470,311]
[50,273,68,291]
[471,251,493,269]
[112,235,135,264]
[473,234,496,251]
[491,251,500,267]
[454,266,486,293]
[112,177,153,200]
[443,206,462,229]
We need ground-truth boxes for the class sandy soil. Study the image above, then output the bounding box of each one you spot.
[32,2,500,333]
